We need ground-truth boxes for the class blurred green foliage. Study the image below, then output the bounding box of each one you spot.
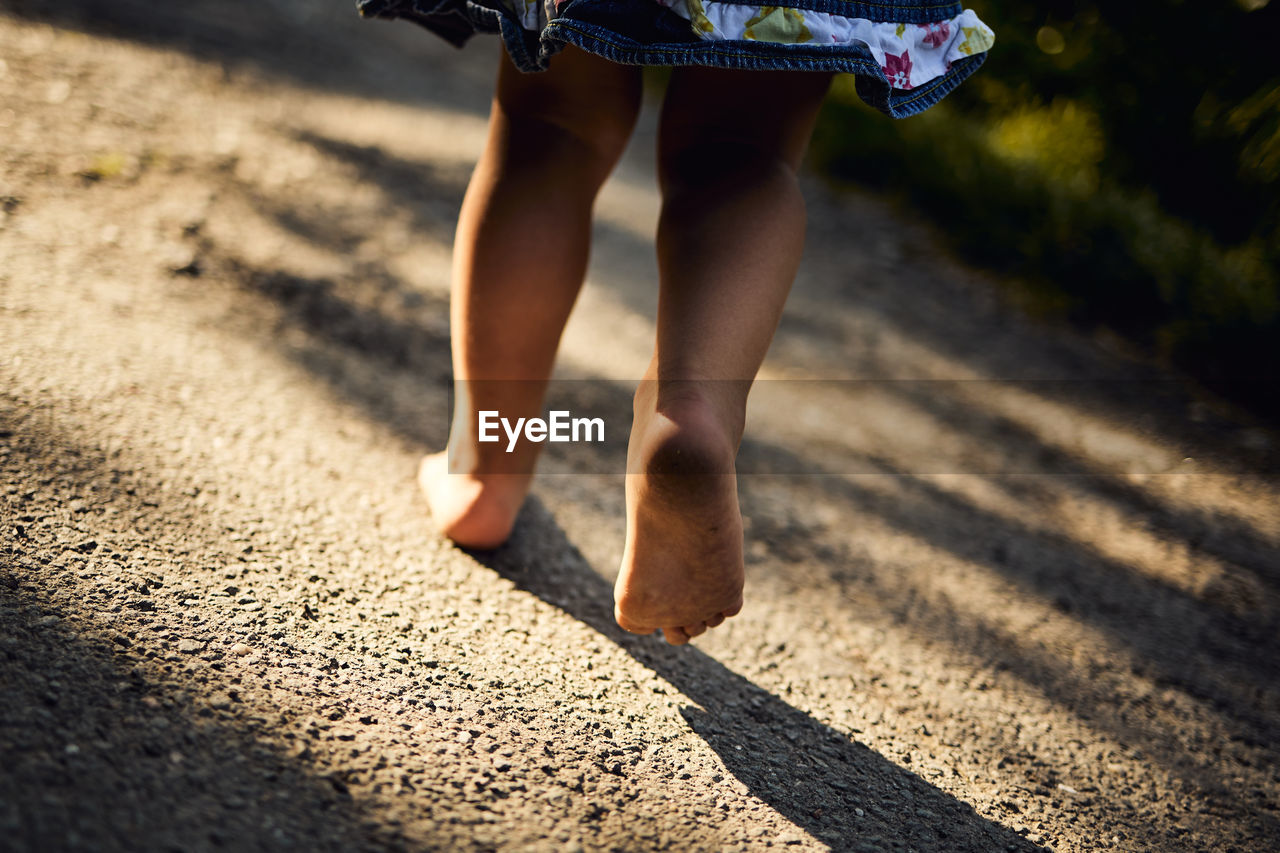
[810,0,1280,413]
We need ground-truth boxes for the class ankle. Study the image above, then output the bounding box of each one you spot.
[633,393,737,478]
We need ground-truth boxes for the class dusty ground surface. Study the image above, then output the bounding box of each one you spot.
[3,2,1280,851]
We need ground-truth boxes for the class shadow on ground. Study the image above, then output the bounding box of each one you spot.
[471,505,1038,852]
[0,582,416,852]
[1,0,495,116]
[0,387,1034,852]
[7,3,1279,848]
[220,121,1280,847]
[0,409,416,852]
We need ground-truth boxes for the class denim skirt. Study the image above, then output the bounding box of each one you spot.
[357,0,994,118]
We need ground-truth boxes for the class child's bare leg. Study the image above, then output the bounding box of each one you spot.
[422,47,641,548]
[614,67,832,643]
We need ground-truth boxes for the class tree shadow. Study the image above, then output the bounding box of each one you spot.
[0,398,424,850]
[0,584,424,852]
[287,129,472,248]
[1,0,495,116]
[885,378,1280,589]
[732,405,1280,710]
[726,430,1280,835]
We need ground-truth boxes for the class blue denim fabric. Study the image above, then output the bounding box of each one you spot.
[356,0,988,118]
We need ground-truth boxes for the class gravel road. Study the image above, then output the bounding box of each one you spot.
[2,2,1279,850]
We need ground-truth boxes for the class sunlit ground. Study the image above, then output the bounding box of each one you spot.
[2,5,1277,851]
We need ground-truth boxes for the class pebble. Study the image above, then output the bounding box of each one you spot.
[229,642,252,656]
[177,639,204,654]
[456,731,472,744]
[45,80,71,105]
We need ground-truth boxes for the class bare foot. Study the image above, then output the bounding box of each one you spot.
[417,452,532,549]
[614,400,745,645]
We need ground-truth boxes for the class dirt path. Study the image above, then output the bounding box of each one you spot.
[2,3,1279,851]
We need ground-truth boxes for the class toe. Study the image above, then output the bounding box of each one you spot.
[662,626,691,645]
[682,622,707,639]
[705,613,725,628]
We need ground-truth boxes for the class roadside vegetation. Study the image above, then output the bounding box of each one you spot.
[809,0,1280,416]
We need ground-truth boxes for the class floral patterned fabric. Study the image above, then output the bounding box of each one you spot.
[500,0,993,91]
[658,1,993,90]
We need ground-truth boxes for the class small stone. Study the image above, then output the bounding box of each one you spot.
[229,642,252,656]
[208,693,233,710]
[46,80,71,105]
[177,639,204,654]
[164,245,200,276]
[493,758,512,772]
[855,807,865,817]
[456,731,473,744]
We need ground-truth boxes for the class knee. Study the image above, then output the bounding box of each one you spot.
[656,139,806,236]
[657,137,799,201]
[509,100,639,160]
[497,79,641,182]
